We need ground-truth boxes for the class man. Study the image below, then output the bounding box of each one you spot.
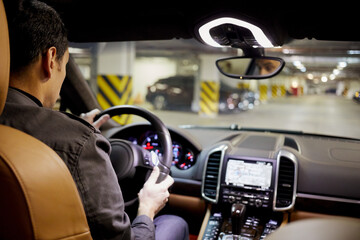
[1,0,189,239]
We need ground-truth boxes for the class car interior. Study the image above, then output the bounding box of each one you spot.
[1,1,360,240]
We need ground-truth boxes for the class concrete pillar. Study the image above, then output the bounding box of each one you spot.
[259,79,269,102]
[197,54,222,117]
[97,42,135,125]
[346,80,360,98]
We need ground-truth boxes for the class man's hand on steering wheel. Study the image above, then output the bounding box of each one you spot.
[80,108,110,130]
[137,166,174,220]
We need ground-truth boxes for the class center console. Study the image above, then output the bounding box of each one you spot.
[201,148,297,240]
[202,206,283,240]
[222,159,274,209]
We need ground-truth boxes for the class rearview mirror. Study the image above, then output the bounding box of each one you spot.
[216,56,285,79]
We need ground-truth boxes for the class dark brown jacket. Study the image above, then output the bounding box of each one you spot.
[0,88,155,240]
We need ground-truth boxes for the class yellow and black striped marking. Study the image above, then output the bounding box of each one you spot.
[271,85,279,98]
[199,81,219,116]
[237,82,250,89]
[259,84,268,102]
[280,85,286,97]
[97,75,133,125]
[299,86,304,95]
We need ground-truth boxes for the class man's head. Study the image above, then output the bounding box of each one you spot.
[256,59,281,76]
[6,0,69,107]
[8,0,68,74]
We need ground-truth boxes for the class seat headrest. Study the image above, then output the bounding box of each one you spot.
[0,0,10,115]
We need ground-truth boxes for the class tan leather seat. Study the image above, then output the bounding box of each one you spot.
[0,1,92,239]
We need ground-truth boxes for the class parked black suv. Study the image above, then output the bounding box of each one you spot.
[146,75,258,112]
[146,76,194,110]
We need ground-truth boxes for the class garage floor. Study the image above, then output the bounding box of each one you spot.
[140,95,360,140]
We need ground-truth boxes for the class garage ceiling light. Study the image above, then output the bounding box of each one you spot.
[198,17,274,48]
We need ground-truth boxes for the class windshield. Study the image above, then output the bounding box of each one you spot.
[69,39,360,139]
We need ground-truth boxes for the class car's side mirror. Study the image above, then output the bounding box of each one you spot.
[216,56,285,80]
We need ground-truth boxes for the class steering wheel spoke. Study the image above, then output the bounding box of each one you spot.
[134,143,158,170]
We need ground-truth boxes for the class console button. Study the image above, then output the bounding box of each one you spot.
[228,195,235,203]
[255,199,262,208]
[241,228,257,238]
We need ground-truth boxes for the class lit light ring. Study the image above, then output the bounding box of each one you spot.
[198,17,274,48]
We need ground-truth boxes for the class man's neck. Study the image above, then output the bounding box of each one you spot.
[9,61,46,107]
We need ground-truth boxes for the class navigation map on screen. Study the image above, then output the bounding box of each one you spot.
[225,159,272,189]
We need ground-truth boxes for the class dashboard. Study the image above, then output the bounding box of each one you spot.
[102,123,360,239]
[103,123,360,218]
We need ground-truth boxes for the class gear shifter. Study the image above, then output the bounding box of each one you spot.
[231,203,246,236]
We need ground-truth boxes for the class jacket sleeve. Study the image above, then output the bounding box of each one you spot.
[76,130,155,240]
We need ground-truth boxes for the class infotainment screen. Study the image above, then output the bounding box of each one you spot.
[225,159,272,189]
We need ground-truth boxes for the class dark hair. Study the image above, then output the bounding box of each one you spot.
[6,0,68,73]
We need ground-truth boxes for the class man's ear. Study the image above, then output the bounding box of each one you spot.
[42,47,57,80]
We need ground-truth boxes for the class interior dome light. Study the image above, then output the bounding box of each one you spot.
[198,17,274,48]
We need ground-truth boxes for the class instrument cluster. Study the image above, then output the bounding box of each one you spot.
[127,129,197,170]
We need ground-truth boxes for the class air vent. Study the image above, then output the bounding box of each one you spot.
[274,150,298,211]
[202,146,227,203]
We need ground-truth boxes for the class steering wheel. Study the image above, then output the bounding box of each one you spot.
[95,105,173,207]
